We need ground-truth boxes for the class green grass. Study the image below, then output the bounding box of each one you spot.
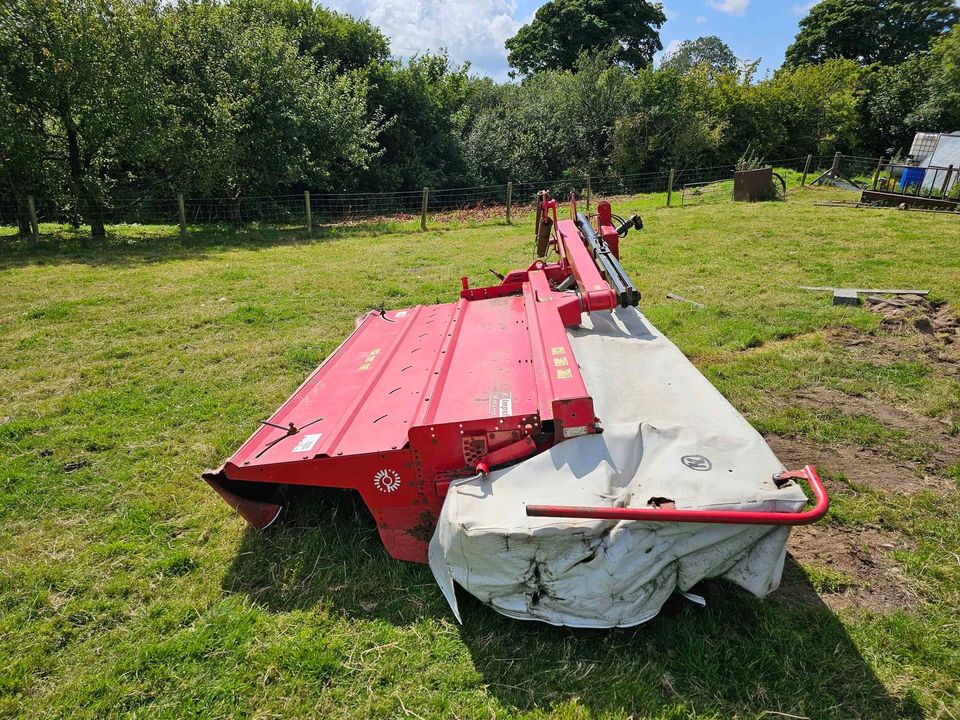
[2,186,959,719]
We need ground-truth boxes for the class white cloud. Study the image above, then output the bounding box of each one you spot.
[791,0,820,13]
[705,0,749,15]
[662,39,683,57]
[695,15,707,23]
[326,0,522,80]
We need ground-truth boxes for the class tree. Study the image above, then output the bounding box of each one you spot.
[612,66,727,175]
[659,36,738,74]
[232,0,389,71]
[2,0,166,237]
[920,24,960,132]
[785,0,959,68]
[859,55,936,155]
[505,0,666,75]
[156,1,381,197]
[354,53,473,191]
[0,13,48,235]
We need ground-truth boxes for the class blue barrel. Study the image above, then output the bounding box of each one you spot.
[899,167,926,189]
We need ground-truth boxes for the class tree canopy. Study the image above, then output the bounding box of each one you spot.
[659,36,738,74]
[505,0,667,75]
[785,0,960,67]
[2,0,959,238]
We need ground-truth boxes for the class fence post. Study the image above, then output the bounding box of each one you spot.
[505,181,513,224]
[304,190,312,235]
[585,176,592,212]
[830,152,841,178]
[177,193,187,239]
[666,168,675,207]
[420,187,429,231]
[940,165,954,196]
[800,154,813,187]
[27,196,39,243]
[872,157,885,190]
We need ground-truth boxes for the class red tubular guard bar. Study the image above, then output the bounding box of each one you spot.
[525,466,828,526]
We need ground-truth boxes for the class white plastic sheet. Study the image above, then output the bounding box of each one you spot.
[429,306,806,627]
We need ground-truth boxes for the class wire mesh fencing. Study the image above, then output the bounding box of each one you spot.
[2,152,904,242]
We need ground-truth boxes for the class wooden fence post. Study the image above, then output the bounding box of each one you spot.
[666,168,675,207]
[420,187,429,231]
[831,152,841,177]
[872,157,885,190]
[27,196,39,244]
[800,154,812,187]
[505,181,513,224]
[177,193,187,239]
[304,190,312,235]
[585,176,592,212]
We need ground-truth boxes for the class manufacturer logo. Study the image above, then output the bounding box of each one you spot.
[681,455,712,472]
[373,468,402,492]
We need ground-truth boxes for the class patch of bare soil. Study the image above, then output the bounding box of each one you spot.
[788,386,960,471]
[836,330,960,380]
[866,295,959,343]
[826,298,960,379]
[782,525,917,613]
[765,434,951,495]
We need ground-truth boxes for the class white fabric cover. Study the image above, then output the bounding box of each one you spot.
[428,306,806,628]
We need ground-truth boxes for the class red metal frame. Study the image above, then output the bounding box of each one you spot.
[204,196,826,564]
[525,466,828,525]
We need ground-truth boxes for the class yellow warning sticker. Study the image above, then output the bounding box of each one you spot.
[553,357,569,367]
[551,346,566,356]
[556,369,573,379]
[359,348,381,370]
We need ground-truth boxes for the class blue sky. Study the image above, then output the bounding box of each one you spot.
[325,0,819,81]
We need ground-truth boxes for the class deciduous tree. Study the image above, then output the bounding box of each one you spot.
[785,0,959,67]
[660,36,738,74]
[505,0,666,75]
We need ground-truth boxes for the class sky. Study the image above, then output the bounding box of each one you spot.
[324,0,821,81]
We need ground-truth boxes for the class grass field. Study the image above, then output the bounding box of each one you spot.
[1,186,959,719]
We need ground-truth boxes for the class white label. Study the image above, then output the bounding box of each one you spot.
[562,426,589,438]
[292,433,322,453]
[489,391,512,418]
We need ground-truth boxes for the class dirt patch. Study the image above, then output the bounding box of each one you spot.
[787,386,960,471]
[834,329,960,378]
[783,525,917,613]
[866,295,959,344]
[825,297,960,380]
[765,434,951,495]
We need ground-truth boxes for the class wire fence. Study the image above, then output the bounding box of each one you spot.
[4,153,951,240]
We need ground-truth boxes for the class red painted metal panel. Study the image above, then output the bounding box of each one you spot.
[554,219,617,313]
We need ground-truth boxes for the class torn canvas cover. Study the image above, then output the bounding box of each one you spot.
[429,306,806,628]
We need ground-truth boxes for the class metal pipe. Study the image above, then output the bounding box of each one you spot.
[526,466,828,526]
[575,212,639,307]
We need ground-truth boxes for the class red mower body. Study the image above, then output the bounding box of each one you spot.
[204,197,826,563]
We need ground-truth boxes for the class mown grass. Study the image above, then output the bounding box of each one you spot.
[1,186,959,719]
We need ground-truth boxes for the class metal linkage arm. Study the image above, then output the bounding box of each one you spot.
[575,213,639,307]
